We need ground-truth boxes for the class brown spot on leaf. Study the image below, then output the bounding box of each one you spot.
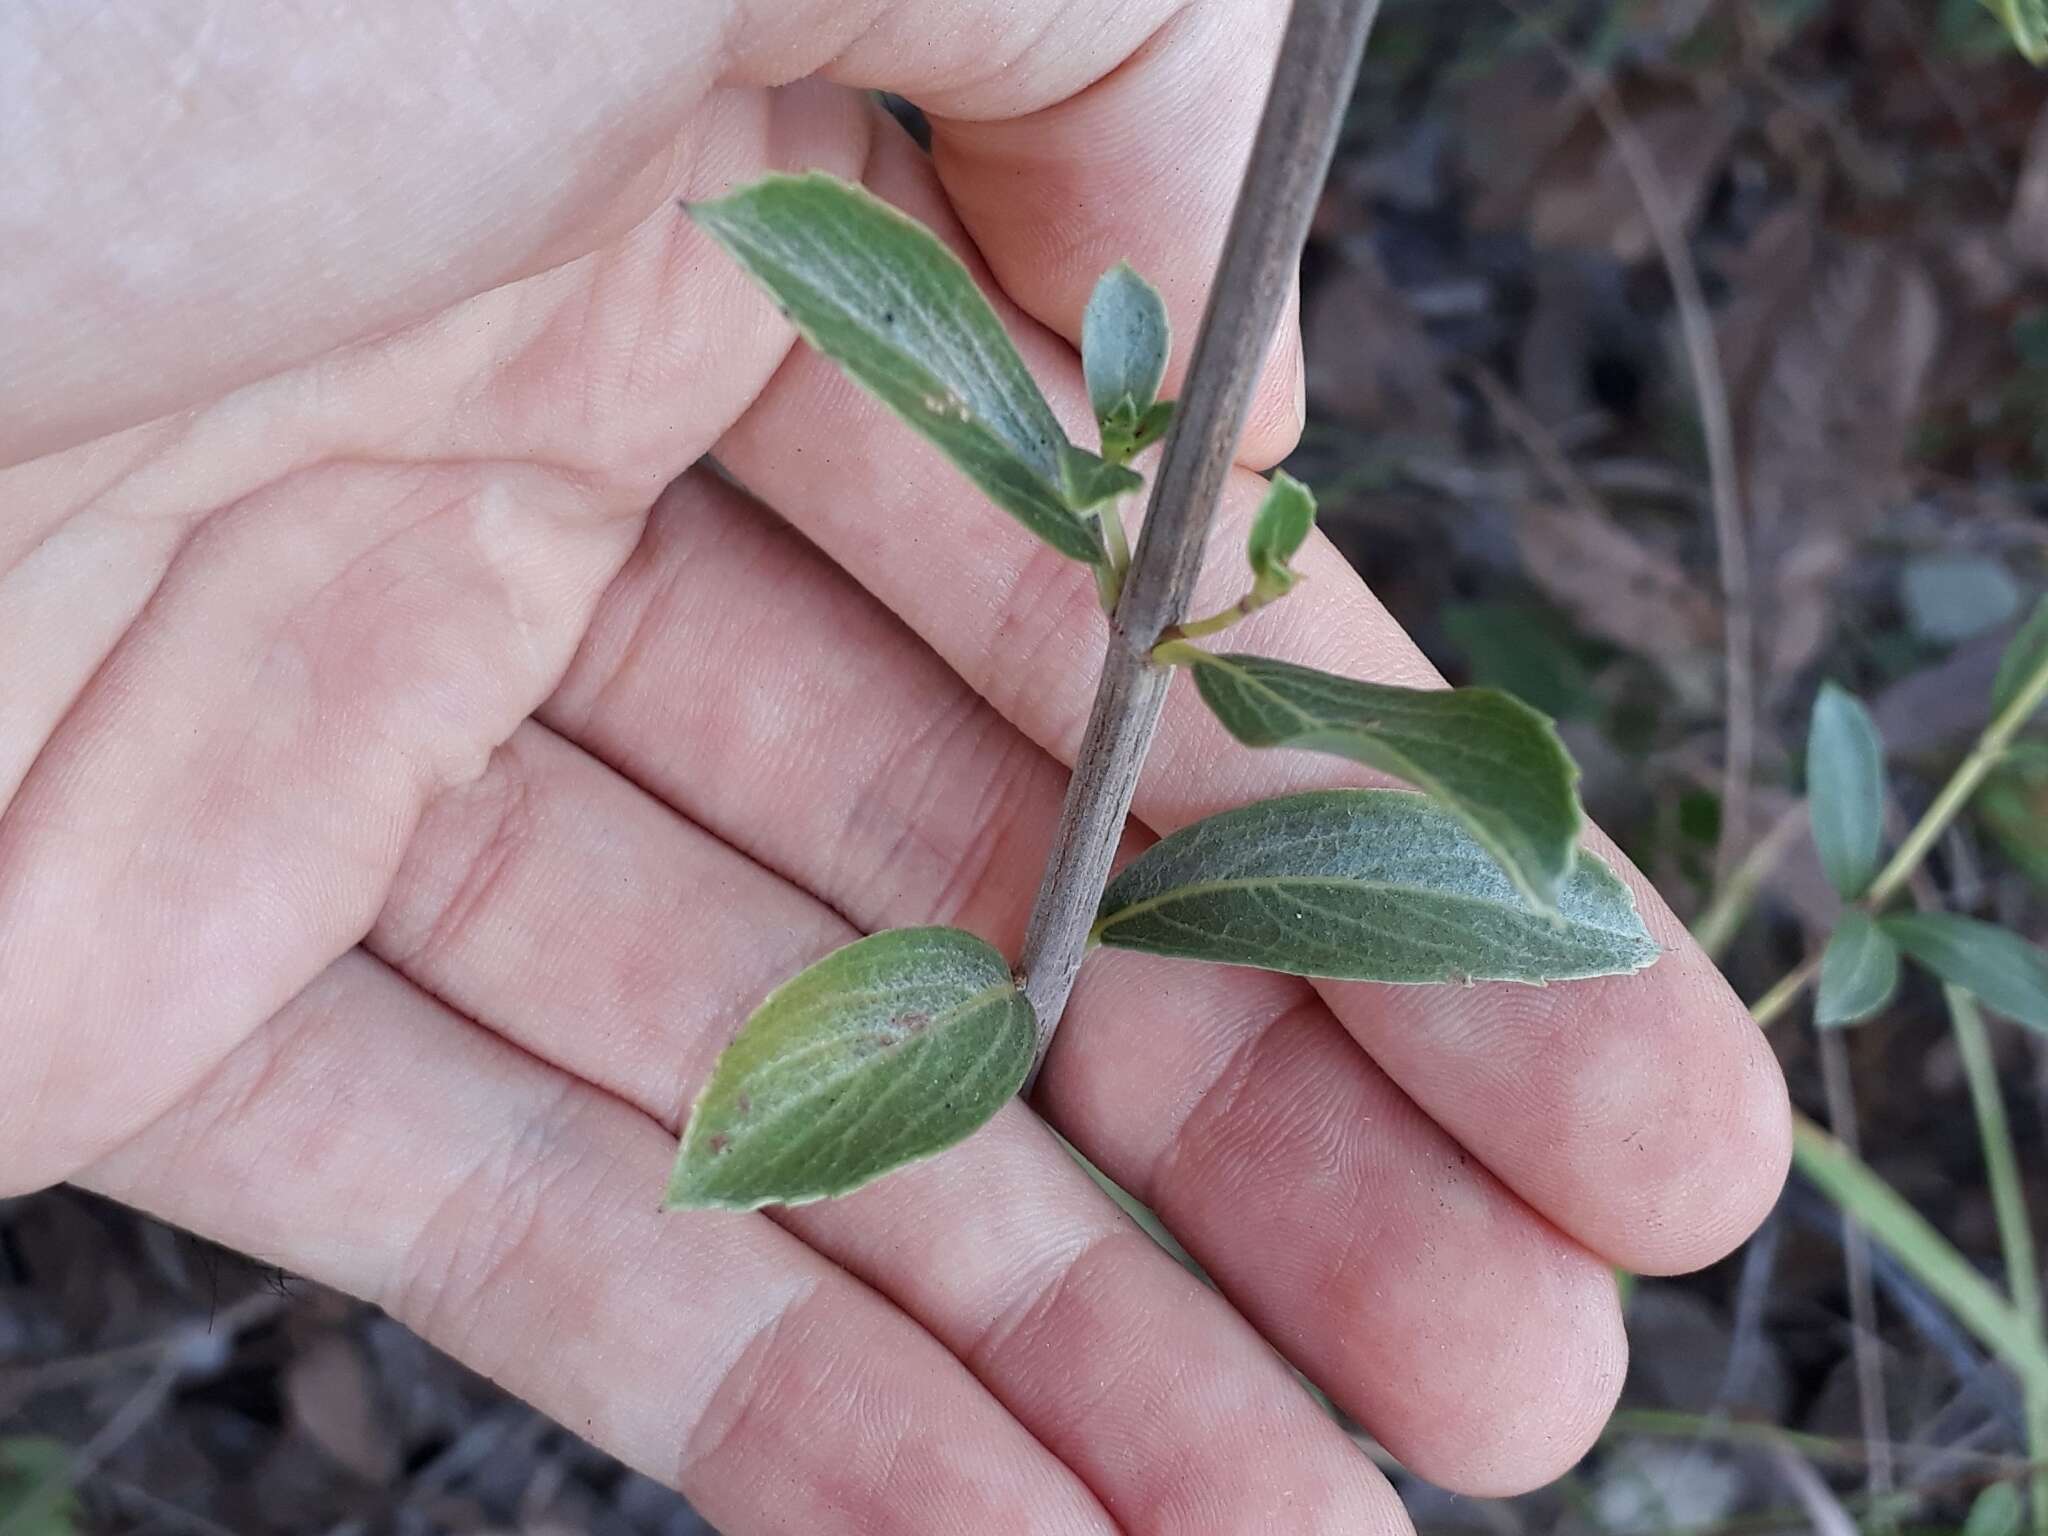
[707,1133,730,1156]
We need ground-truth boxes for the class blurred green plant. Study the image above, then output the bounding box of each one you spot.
[1984,0,2048,61]
[1745,595,2048,1534]
[0,1440,79,1536]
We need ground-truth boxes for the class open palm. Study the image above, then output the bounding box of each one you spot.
[2,4,1790,1530]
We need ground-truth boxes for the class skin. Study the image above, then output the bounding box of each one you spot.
[2,2,1793,1529]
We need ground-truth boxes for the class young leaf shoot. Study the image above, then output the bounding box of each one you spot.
[1093,790,1657,984]
[1082,262,1172,464]
[1171,471,1319,638]
[668,927,1035,1210]
[1245,470,1317,603]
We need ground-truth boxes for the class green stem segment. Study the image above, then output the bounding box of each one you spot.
[1864,650,2048,910]
[1946,984,2048,1536]
[1096,498,1133,613]
[1745,639,2048,1028]
[1749,954,1820,1029]
[1789,1112,2048,1396]
[1155,588,1285,647]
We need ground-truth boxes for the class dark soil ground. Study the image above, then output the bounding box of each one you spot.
[8,1,2048,1530]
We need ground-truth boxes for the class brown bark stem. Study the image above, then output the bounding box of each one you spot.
[1016,0,1384,1082]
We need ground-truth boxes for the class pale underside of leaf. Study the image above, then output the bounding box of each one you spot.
[1082,262,1170,427]
[668,927,1034,1210]
[1815,910,1900,1027]
[687,174,1102,562]
[1092,789,1659,984]
[1176,651,1583,912]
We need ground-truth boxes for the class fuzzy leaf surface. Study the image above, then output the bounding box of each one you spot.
[1082,263,1170,433]
[1166,648,1583,911]
[668,927,1033,1210]
[687,173,1102,562]
[1093,789,1658,983]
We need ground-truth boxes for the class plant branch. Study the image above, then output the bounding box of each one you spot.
[1750,953,1821,1029]
[1015,0,1384,1078]
[1789,1112,2048,1396]
[1943,979,2048,1536]
[1864,655,2048,911]
[1817,1024,1894,1511]
[1748,640,2048,1028]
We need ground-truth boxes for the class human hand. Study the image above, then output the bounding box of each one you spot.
[2,3,1790,1528]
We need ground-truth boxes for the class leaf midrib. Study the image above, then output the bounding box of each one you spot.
[1193,653,1575,901]
[1092,872,1641,947]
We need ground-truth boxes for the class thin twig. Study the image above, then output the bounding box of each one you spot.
[1908,845,2048,1536]
[1750,952,1822,1029]
[1499,1,1756,888]
[1016,0,1384,1078]
[1692,797,1808,962]
[1763,1440,1863,1536]
[1818,1023,1896,1513]
[0,1290,283,1536]
[1463,363,1613,523]
[1865,656,2048,911]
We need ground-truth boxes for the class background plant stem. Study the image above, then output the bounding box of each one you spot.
[1015,0,1384,1078]
[1864,655,2048,910]
[1789,1114,2048,1394]
[1946,981,2048,1536]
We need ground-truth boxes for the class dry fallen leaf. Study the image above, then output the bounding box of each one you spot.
[1513,500,1722,682]
[1723,216,1941,693]
[286,1331,400,1486]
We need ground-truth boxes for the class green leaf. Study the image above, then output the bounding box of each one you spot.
[1979,743,2048,889]
[1162,648,1583,912]
[1815,911,1901,1027]
[1245,471,1317,602]
[1057,443,1145,511]
[1964,1480,2024,1536]
[1900,555,2021,643]
[667,926,1033,1210]
[1806,682,1887,901]
[0,1439,79,1536]
[1984,0,2048,61]
[1882,912,2048,1030]
[1092,789,1659,984]
[1992,594,2048,718]
[1082,263,1169,434]
[1439,601,1599,721]
[687,173,1102,563]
